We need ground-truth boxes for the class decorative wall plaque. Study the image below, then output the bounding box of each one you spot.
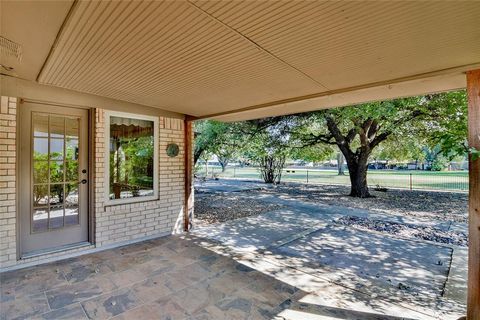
[166,143,179,157]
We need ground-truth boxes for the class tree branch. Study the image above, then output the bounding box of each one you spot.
[369,131,391,149]
[325,116,354,158]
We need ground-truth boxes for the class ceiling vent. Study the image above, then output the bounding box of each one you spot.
[0,36,23,62]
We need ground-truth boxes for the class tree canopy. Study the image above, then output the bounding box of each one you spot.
[194,90,472,197]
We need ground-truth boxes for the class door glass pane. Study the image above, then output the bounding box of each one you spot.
[30,112,84,235]
[50,116,65,138]
[50,161,64,183]
[33,185,48,206]
[65,183,78,206]
[33,138,48,160]
[32,208,48,233]
[66,138,78,161]
[66,161,79,182]
[50,139,64,160]
[33,161,48,184]
[33,114,48,137]
[49,184,64,206]
[66,117,79,139]
[49,206,64,229]
[65,183,79,226]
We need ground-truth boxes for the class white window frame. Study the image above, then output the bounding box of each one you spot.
[104,111,159,205]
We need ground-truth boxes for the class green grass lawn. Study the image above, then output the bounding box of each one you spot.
[197,166,469,192]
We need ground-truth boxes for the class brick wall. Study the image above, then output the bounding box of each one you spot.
[0,97,17,268]
[94,109,186,247]
[0,102,187,270]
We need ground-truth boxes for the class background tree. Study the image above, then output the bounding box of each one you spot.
[214,146,236,172]
[210,127,244,172]
[193,120,230,165]
[289,144,334,166]
[337,152,345,175]
[242,122,290,183]
[194,90,472,197]
[194,117,290,181]
[425,90,479,160]
[291,92,468,197]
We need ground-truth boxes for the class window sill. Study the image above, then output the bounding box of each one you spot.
[104,195,159,207]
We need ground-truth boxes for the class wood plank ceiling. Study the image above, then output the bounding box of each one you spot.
[37,1,480,118]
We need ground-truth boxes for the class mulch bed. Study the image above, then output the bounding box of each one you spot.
[336,215,468,247]
[194,190,284,224]
[260,184,468,223]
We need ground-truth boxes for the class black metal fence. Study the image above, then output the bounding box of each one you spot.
[197,165,469,192]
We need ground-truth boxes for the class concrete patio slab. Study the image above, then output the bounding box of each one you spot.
[188,235,439,319]
[192,180,467,319]
[273,225,451,296]
[192,209,321,251]
[195,179,273,194]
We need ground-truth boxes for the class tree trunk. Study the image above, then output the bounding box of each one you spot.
[217,157,228,172]
[337,152,345,175]
[345,157,371,198]
[220,162,227,172]
[324,115,386,198]
[259,155,285,184]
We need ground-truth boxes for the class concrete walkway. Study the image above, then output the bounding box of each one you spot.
[194,178,273,194]
[192,180,467,319]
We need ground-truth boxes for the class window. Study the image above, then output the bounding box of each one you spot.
[105,111,158,204]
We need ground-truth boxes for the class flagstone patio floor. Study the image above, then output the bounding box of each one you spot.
[1,236,309,320]
[1,233,429,320]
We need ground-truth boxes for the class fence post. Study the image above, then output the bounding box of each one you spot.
[233,166,236,178]
[306,170,309,183]
[409,173,413,191]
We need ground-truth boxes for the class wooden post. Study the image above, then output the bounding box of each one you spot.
[184,119,193,232]
[467,69,480,320]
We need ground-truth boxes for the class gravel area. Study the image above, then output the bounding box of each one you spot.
[337,215,468,247]
[194,191,284,224]
[260,183,468,223]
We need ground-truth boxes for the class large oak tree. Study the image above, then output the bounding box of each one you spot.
[292,92,468,197]
[194,91,471,198]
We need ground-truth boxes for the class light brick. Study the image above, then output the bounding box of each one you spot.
[1,103,191,269]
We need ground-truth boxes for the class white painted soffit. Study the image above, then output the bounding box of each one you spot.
[2,1,480,120]
[0,1,74,80]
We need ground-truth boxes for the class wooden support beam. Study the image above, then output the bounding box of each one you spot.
[184,119,194,231]
[467,69,480,320]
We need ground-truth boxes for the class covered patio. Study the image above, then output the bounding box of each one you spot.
[0,233,441,320]
[1,236,305,320]
[1,1,479,319]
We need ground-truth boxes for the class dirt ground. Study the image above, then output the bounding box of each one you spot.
[195,183,468,223]
[195,182,468,246]
[263,184,468,222]
[194,191,284,224]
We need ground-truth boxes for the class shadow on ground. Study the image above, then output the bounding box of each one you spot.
[192,180,468,319]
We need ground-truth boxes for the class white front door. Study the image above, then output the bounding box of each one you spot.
[19,102,89,256]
